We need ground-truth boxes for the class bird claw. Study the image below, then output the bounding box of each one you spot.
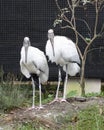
[32,105,35,109]
[37,106,44,110]
[60,98,69,103]
[49,98,60,104]
[24,105,44,112]
[24,106,37,112]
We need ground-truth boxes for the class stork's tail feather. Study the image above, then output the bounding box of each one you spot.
[39,64,49,83]
[39,72,49,83]
[63,63,80,76]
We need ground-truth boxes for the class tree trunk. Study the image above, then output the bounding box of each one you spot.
[80,58,86,96]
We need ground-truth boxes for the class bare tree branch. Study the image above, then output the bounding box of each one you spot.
[60,25,89,45]
[84,35,98,59]
[54,0,104,96]
[55,0,73,26]
[67,0,72,11]
[76,18,92,35]
[100,4,104,11]
[87,46,104,54]
[94,0,99,36]
[99,24,104,35]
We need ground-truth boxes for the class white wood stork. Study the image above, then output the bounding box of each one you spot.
[20,37,49,109]
[45,29,80,102]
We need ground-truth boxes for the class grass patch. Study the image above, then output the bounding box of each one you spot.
[66,90,78,97]
[77,106,104,130]
[85,92,104,98]
[16,122,52,130]
[64,105,104,130]
[0,83,30,112]
[42,94,54,104]
[0,80,55,112]
[85,92,100,97]
[16,122,35,130]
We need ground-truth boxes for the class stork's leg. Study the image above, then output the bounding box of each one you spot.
[49,68,61,104]
[55,68,61,100]
[31,77,35,108]
[38,78,43,109]
[61,65,68,102]
[25,77,36,111]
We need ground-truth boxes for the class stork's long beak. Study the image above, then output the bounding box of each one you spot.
[23,37,30,63]
[25,46,28,63]
[50,38,55,57]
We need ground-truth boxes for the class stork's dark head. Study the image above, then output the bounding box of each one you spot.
[23,37,31,47]
[23,37,31,63]
[48,29,55,56]
[48,29,54,39]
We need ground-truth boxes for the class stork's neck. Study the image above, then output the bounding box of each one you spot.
[50,37,54,44]
[49,37,55,57]
[25,46,29,63]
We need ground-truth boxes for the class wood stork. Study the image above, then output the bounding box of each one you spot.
[20,37,49,109]
[45,29,80,103]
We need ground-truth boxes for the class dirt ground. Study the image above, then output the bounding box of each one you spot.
[0,97,104,130]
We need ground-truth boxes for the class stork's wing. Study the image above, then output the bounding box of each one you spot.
[32,52,49,83]
[63,63,80,76]
[39,60,49,83]
[20,60,31,78]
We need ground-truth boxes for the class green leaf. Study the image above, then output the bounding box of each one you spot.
[85,37,91,43]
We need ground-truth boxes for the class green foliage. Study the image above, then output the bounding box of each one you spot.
[63,106,104,130]
[76,106,104,130]
[0,65,4,82]
[67,90,78,97]
[85,37,91,43]
[85,92,100,97]
[99,92,104,97]
[16,122,34,130]
[42,94,54,104]
[0,72,32,112]
[16,121,50,130]
[0,83,29,112]
[85,92,104,98]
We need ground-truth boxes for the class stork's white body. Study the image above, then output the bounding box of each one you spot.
[46,35,80,102]
[46,36,80,76]
[20,45,49,108]
[20,46,49,83]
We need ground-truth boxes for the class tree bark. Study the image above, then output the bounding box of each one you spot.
[80,57,86,96]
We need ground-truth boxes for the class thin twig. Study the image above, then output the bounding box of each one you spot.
[61,25,88,45]
[84,35,98,58]
[76,18,92,35]
[55,0,73,26]
[67,0,72,11]
[87,46,104,54]
[94,0,98,36]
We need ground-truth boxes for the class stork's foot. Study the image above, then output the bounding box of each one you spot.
[32,105,35,109]
[37,106,44,110]
[25,105,44,112]
[49,98,60,104]
[24,106,37,112]
[61,99,78,109]
[60,98,69,103]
